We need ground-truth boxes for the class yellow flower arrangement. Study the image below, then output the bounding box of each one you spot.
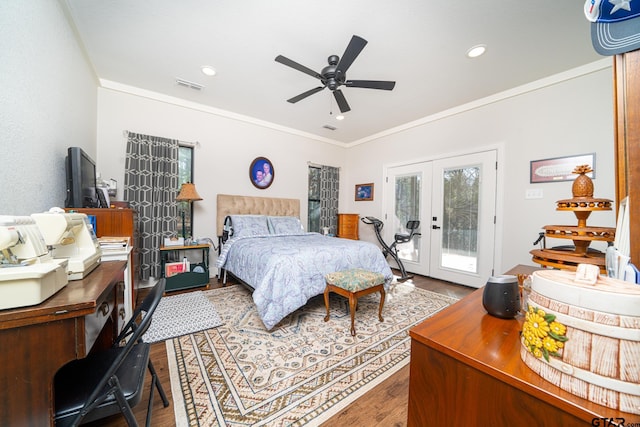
[522,305,568,362]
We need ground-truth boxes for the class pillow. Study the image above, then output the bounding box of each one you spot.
[267,216,304,235]
[228,215,270,238]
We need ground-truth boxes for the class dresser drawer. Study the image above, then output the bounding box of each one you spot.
[339,222,357,234]
[84,289,115,352]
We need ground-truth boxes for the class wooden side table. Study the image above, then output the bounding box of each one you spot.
[160,244,210,292]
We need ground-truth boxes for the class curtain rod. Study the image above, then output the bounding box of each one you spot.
[307,161,341,170]
[122,130,200,147]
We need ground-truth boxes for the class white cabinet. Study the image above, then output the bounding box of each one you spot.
[100,246,133,326]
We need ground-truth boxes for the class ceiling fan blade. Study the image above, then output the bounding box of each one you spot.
[333,89,351,113]
[345,80,396,90]
[275,55,323,80]
[287,86,325,103]
[335,35,367,77]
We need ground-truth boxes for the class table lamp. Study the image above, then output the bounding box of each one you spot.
[176,182,203,239]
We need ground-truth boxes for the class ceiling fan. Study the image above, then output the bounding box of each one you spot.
[275,35,396,113]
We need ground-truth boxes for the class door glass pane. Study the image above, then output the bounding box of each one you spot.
[441,166,479,273]
[395,174,421,262]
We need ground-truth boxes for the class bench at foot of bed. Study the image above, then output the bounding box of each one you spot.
[323,268,386,336]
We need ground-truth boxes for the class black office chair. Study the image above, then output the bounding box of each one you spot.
[54,279,169,427]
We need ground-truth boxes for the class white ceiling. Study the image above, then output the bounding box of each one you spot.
[63,0,603,145]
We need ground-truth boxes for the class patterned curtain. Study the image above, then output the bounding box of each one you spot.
[319,166,340,234]
[124,132,179,280]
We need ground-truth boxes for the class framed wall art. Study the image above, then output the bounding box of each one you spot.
[250,157,274,189]
[530,153,595,184]
[355,183,374,201]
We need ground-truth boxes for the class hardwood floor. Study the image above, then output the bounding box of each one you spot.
[87,271,474,427]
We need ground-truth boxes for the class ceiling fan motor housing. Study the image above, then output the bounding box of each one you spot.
[322,55,341,90]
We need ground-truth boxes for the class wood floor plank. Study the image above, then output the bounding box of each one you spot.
[86,272,474,426]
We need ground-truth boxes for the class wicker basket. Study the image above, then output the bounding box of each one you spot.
[520,270,640,415]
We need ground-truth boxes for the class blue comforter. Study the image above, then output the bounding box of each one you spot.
[216,233,393,330]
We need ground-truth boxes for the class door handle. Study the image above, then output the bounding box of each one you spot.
[432,225,441,230]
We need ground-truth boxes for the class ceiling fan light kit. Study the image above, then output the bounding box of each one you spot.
[275,35,396,113]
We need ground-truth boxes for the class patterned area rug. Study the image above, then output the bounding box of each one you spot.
[142,291,223,343]
[167,282,458,426]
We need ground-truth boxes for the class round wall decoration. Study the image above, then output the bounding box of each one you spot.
[249,157,274,189]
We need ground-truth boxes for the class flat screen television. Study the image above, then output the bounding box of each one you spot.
[65,147,98,208]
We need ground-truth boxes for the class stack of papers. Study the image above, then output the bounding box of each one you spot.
[97,236,130,252]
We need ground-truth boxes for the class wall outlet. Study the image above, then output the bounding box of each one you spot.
[525,188,543,199]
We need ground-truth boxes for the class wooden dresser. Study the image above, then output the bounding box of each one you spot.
[407,265,639,425]
[337,213,359,240]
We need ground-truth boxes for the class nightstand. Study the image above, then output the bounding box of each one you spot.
[159,244,210,292]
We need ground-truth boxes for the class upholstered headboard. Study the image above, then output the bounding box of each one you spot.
[216,194,301,236]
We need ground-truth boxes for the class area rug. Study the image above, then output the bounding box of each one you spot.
[142,291,223,343]
[166,282,458,426]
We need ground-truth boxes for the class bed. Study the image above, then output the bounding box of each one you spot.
[215,194,394,330]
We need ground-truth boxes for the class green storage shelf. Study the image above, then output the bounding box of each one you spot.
[160,244,210,292]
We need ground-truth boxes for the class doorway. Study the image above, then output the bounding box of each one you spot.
[384,150,497,288]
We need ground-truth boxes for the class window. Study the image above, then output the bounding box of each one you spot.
[307,164,339,234]
[177,145,194,238]
[308,166,321,232]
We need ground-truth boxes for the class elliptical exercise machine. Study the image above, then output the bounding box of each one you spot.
[361,216,420,282]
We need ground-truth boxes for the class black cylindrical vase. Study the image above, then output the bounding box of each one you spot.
[482,275,520,319]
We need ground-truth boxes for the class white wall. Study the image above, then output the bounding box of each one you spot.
[0,0,97,215]
[96,88,346,249]
[343,64,616,273]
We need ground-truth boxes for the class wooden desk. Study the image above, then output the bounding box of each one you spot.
[407,265,640,426]
[0,261,126,427]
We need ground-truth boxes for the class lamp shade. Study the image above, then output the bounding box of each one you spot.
[176,183,203,202]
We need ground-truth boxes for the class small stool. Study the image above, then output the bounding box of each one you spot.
[324,268,386,336]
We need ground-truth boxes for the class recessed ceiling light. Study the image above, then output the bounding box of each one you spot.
[336,115,345,121]
[466,44,486,58]
[201,66,217,76]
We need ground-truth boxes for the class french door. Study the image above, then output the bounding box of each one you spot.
[385,150,497,288]
[384,163,432,276]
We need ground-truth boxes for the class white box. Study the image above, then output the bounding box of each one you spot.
[164,237,184,247]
